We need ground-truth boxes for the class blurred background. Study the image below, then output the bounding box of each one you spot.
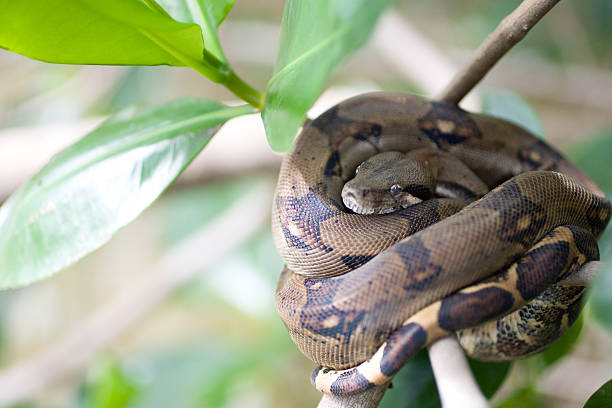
[0,1,611,407]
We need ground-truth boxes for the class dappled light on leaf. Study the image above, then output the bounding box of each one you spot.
[0,100,254,288]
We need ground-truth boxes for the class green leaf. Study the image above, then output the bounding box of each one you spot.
[262,0,395,152]
[481,89,544,138]
[0,100,254,289]
[156,0,236,64]
[82,355,139,408]
[468,359,511,398]
[379,349,440,408]
[0,0,225,81]
[584,379,612,408]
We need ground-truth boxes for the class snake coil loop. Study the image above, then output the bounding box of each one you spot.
[272,93,611,395]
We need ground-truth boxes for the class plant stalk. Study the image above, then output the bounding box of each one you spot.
[139,30,264,109]
[223,70,265,109]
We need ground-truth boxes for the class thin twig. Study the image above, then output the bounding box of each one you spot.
[0,181,273,406]
[438,0,561,104]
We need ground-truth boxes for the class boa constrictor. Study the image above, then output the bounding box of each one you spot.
[272,92,611,395]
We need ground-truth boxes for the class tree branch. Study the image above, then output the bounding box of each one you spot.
[428,337,490,408]
[438,0,561,104]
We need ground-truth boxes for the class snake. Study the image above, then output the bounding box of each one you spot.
[272,92,611,395]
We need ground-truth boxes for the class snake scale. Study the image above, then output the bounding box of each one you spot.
[272,92,611,395]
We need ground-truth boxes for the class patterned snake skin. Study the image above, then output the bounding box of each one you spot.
[272,93,611,395]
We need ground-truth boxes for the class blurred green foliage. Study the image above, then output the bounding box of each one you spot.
[573,0,612,65]
[570,130,612,334]
[70,182,316,407]
[80,355,139,408]
[468,359,511,399]
[157,176,266,247]
[405,0,612,65]
[100,68,162,114]
[379,350,439,408]
[481,89,544,138]
[495,386,546,408]
[535,314,583,368]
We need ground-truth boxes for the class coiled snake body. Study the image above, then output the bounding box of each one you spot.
[272,93,610,395]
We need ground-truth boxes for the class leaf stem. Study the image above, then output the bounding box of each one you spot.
[224,70,265,109]
[139,30,264,109]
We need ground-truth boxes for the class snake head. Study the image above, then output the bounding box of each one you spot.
[341,151,436,215]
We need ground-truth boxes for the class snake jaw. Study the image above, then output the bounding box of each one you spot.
[342,187,422,215]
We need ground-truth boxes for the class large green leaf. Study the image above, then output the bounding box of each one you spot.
[0,0,223,81]
[262,0,395,152]
[584,379,612,408]
[156,0,236,64]
[0,100,254,289]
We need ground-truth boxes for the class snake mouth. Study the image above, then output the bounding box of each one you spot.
[342,192,377,214]
[342,191,421,215]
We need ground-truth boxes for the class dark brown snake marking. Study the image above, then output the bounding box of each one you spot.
[272,93,611,395]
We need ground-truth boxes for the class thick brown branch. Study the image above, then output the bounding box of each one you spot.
[438,0,561,104]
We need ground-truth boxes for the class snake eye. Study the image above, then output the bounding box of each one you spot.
[390,184,403,197]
